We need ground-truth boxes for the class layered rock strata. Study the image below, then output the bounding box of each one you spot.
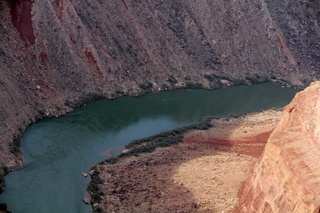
[237,82,320,212]
[0,0,319,191]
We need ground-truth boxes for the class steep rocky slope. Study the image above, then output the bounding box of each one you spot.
[237,81,320,212]
[0,0,319,191]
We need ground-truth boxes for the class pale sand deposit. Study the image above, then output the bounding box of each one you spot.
[92,110,281,212]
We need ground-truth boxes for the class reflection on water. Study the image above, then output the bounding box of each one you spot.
[0,83,299,213]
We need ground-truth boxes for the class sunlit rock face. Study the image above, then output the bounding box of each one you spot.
[237,82,320,213]
[0,0,319,189]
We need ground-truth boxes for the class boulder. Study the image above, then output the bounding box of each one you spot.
[82,198,90,205]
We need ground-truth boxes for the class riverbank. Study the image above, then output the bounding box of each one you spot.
[0,84,298,212]
[0,80,293,196]
[1,0,319,195]
[89,110,281,212]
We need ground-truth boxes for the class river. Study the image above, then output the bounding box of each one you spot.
[0,83,299,213]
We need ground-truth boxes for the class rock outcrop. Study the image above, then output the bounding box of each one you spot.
[0,0,319,191]
[237,81,320,212]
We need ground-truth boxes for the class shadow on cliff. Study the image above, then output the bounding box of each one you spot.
[166,112,276,211]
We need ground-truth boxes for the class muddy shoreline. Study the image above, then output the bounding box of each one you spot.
[88,110,282,212]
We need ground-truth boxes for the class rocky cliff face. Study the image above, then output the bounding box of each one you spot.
[0,0,319,191]
[237,81,320,212]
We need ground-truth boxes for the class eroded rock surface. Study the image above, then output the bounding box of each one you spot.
[0,0,319,191]
[237,82,320,212]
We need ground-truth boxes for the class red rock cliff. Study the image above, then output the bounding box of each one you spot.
[0,0,319,191]
[237,81,320,212]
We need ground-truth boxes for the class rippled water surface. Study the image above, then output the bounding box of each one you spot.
[0,83,299,213]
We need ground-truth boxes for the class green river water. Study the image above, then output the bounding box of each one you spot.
[0,83,299,213]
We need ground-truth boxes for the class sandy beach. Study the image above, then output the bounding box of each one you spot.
[90,110,282,212]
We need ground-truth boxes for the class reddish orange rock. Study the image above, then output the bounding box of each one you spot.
[237,81,320,213]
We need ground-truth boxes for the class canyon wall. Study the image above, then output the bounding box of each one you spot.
[237,81,320,212]
[0,0,319,191]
